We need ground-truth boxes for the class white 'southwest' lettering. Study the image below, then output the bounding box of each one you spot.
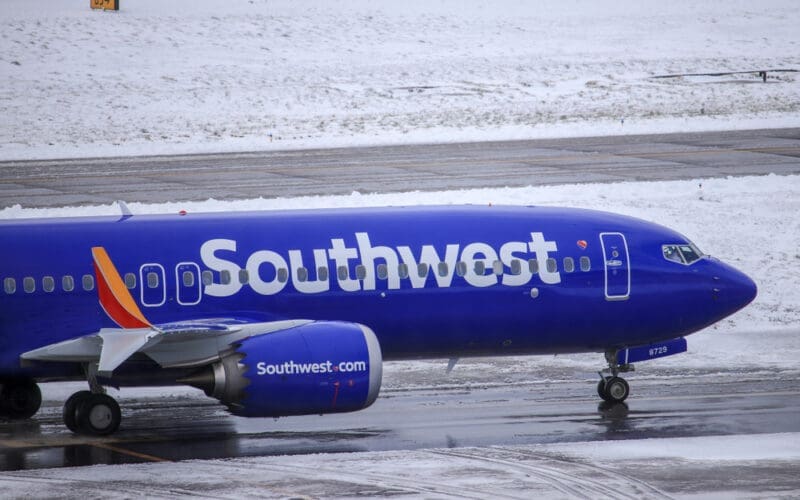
[201,239,242,297]
[328,238,360,292]
[288,249,330,293]
[530,232,560,284]
[199,231,562,297]
[247,250,288,295]
[256,359,368,376]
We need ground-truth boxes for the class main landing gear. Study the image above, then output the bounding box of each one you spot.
[597,349,633,404]
[0,377,42,420]
[63,366,121,436]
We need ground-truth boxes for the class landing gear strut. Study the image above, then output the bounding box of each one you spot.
[0,377,42,420]
[597,349,633,403]
[63,364,121,435]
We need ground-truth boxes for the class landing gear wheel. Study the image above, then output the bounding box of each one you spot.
[63,390,92,433]
[0,378,42,419]
[597,377,611,399]
[75,393,121,436]
[601,376,629,403]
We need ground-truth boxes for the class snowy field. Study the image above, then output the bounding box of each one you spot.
[1,0,799,160]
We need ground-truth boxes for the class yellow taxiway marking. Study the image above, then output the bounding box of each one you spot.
[0,438,169,463]
[91,442,169,462]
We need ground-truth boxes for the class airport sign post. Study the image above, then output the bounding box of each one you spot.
[90,0,118,11]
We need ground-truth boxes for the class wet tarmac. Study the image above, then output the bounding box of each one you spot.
[1,128,799,208]
[1,367,798,472]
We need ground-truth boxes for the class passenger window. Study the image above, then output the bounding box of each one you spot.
[456,261,467,277]
[183,271,195,287]
[438,262,448,277]
[4,277,16,294]
[580,256,591,272]
[510,259,522,276]
[398,263,409,279]
[528,259,539,274]
[277,268,289,283]
[492,260,503,275]
[377,263,388,280]
[220,270,231,285]
[62,275,74,292]
[317,266,329,281]
[147,272,159,289]
[474,261,486,275]
[201,270,213,286]
[43,276,55,292]
[563,257,575,273]
[82,275,95,291]
[356,265,367,280]
[337,265,349,281]
[297,267,308,282]
[546,258,557,273]
[124,273,136,289]
[24,277,35,293]
[238,269,249,284]
[417,263,429,278]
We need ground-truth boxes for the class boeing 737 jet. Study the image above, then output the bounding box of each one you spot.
[0,205,756,435]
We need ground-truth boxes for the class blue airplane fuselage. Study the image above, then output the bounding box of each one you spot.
[0,205,756,379]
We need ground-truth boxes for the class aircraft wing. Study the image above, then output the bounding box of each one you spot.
[20,247,311,376]
[21,319,312,376]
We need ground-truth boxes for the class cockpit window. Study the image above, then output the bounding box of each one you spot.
[662,243,704,265]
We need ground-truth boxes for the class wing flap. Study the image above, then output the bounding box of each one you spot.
[97,328,162,377]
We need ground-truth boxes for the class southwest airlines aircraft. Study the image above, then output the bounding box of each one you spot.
[0,205,756,435]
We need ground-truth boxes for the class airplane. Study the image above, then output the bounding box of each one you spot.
[0,204,757,435]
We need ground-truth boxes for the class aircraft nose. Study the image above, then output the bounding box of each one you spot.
[712,260,757,314]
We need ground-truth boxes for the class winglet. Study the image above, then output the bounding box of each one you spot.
[92,247,152,329]
[116,200,133,221]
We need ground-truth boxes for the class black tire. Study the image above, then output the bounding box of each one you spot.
[63,390,92,433]
[603,376,630,403]
[0,378,42,420]
[76,393,121,436]
[597,377,611,400]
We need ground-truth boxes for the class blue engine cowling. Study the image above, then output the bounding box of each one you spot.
[198,321,383,417]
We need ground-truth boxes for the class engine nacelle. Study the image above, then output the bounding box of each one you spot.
[187,321,382,417]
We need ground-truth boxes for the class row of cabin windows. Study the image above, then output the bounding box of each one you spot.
[4,275,94,294]
[2,272,200,295]
[2,256,593,294]
[215,256,592,285]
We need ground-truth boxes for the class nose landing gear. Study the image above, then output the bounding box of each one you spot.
[597,349,633,403]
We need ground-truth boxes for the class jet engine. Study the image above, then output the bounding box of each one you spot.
[184,321,382,417]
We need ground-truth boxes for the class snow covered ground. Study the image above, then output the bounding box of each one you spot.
[0,433,797,499]
[1,0,799,160]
